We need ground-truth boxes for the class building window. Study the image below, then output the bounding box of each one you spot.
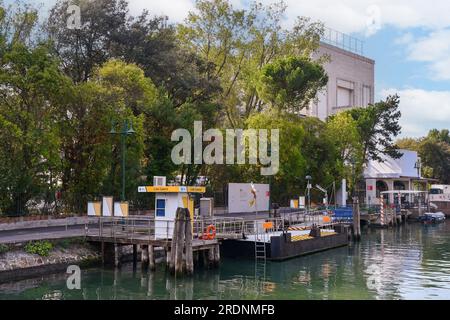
[156,199,166,217]
[363,85,371,106]
[336,79,354,108]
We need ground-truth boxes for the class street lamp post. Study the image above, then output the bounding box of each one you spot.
[414,158,421,178]
[268,143,272,217]
[110,119,135,201]
[305,175,312,214]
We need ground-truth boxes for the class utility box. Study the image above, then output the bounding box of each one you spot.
[200,198,214,217]
[87,201,101,216]
[114,201,129,217]
[290,199,299,209]
[102,196,113,217]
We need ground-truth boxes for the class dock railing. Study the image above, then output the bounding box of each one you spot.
[85,211,337,242]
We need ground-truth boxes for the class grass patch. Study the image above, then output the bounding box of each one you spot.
[0,243,9,254]
[24,241,54,257]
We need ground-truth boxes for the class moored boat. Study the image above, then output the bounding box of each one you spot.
[418,212,446,224]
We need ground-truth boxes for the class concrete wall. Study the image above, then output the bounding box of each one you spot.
[308,42,375,120]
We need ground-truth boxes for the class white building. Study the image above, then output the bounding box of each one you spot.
[363,149,431,205]
[305,29,375,120]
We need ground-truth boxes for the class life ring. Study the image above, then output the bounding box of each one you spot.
[204,225,216,240]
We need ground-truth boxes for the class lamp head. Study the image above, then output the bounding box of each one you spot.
[127,121,136,135]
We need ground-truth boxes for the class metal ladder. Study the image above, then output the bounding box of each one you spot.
[254,221,267,296]
[254,221,267,261]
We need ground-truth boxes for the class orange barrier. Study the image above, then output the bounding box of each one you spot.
[263,222,274,230]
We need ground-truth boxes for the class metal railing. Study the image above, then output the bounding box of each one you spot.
[85,211,339,242]
[321,27,364,55]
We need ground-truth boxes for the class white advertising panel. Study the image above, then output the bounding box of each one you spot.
[228,183,270,213]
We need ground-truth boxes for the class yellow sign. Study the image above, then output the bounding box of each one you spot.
[187,186,206,193]
[139,186,206,193]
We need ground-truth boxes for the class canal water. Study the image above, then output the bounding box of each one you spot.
[1,221,449,300]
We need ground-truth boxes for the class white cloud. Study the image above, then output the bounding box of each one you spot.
[127,0,195,22]
[380,88,450,138]
[402,30,450,81]
[125,0,450,34]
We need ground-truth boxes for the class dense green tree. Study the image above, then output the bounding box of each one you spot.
[257,56,328,113]
[0,43,71,214]
[347,94,402,163]
[397,130,450,184]
[178,0,325,126]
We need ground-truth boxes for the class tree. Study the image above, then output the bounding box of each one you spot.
[47,0,222,107]
[47,0,129,82]
[326,112,364,196]
[57,60,152,212]
[0,42,71,214]
[347,94,402,163]
[178,0,325,126]
[399,129,450,184]
[257,56,328,113]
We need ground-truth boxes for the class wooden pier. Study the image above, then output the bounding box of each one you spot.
[84,209,350,275]
[85,208,220,275]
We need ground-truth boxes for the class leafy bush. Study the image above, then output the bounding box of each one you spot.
[24,241,53,257]
[0,244,9,254]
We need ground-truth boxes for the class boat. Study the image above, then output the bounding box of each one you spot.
[418,212,446,224]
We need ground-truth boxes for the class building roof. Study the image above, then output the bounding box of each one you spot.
[364,149,420,179]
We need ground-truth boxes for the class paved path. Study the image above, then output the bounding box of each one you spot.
[0,225,87,244]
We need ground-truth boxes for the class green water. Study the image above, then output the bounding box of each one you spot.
[1,221,450,300]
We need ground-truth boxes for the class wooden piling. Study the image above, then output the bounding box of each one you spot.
[166,248,171,269]
[148,245,155,271]
[352,197,361,241]
[184,208,194,275]
[208,247,215,268]
[132,244,137,268]
[213,244,220,267]
[114,244,120,268]
[169,209,181,272]
[141,244,149,269]
[172,208,186,275]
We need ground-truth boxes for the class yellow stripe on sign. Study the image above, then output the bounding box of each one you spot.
[187,186,206,193]
[120,202,129,217]
[145,186,181,193]
[94,202,101,216]
[142,186,206,193]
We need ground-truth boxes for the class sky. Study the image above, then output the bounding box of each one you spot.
[7,0,450,138]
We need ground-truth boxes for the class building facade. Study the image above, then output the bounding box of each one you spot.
[363,149,430,206]
[304,33,375,120]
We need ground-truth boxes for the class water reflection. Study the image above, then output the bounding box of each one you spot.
[0,222,449,300]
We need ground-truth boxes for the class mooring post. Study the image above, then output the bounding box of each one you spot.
[184,208,194,275]
[148,245,155,271]
[213,244,220,267]
[175,214,186,276]
[202,250,209,267]
[141,244,149,269]
[132,244,137,269]
[171,207,186,275]
[101,241,105,266]
[165,248,171,269]
[147,271,154,298]
[114,243,121,268]
[352,197,361,241]
[170,208,182,273]
[207,247,215,268]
